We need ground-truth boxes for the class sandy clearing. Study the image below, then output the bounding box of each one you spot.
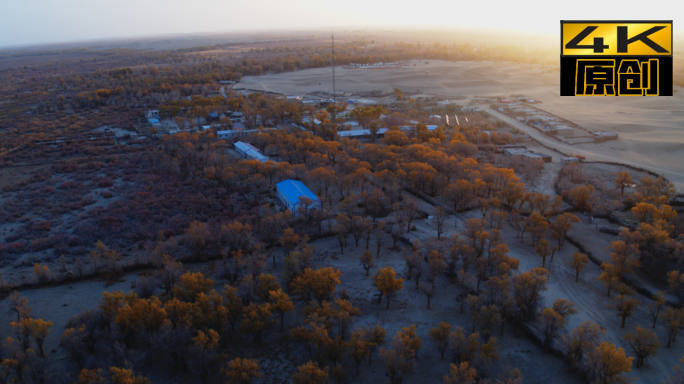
[494,213,683,384]
[311,231,582,384]
[242,59,684,191]
[402,206,684,383]
[240,60,558,97]
[0,274,139,366]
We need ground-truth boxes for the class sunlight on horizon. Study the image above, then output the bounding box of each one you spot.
[0,0,681,47]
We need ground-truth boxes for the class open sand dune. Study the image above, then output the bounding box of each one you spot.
[240,60,558,96]
[241,60,684,190]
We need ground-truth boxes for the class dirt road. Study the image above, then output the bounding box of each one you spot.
[481,107,684,190]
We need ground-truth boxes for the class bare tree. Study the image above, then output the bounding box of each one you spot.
[434,207,447,239]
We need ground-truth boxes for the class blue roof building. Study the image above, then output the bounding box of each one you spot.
[276,179,321,216]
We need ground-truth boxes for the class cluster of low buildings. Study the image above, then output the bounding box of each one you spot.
[337,128,390,139]
[335,124,442,140]
[503,147,552,163]
[485,98,620,145]
[345,62,401,69]
[144,108,248,137]
[217,128,275,140]
[493,102,620,144]
[594,131,619,142]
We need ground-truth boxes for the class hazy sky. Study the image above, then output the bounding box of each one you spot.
[0,0,680,48]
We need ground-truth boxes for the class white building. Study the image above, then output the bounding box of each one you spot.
[234,141,269,163]
[226,112,245,123]
[337,128,389,139]
[145,110,160,119]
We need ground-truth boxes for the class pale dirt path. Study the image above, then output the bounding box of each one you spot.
[481,107,684,191]
[0,274,139,367]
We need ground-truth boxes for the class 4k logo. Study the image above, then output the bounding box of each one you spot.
[560,21,673,96]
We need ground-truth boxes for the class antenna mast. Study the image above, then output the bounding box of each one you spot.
[332,29,336,107]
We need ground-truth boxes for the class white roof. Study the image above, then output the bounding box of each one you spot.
[235,141,260,153]
[245,150,269,162]
[337,128,389,137]
[303,117,322,125]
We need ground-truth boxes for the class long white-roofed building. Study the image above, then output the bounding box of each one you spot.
[234,141,270,163]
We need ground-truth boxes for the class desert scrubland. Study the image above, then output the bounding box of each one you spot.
[0,35,683,384]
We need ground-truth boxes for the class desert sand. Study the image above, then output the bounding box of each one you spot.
[241,60,684,190]
[240,60,559,97]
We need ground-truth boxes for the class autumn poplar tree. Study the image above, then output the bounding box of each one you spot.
[255,273,281,301]
[609,288,640,329]
[647,291,667,328]
[599,241,639,297]
[173,272,214,302]
[429,322,452,359]
[666,357,684,384]
[292,361,329,384]
[223,358,262,384]
[550,213,580,250]
[442,362,477,384]
[291,267,342,303]
[240,302,274,345]
[623,325,659,368]
[222,285,244,332]
[269,289,294,331]
[568,251,589,282]
[661,306,684,348]
[359,250,376,276]
[512,267,549,321]
[23,317,53,357]
[535,239,552,268]
[373,267,404,309]
[560,321,605,369]
[587,342,633,384]
[380,325,421,384]
[346,329,372,375]
[538,299,577,349]
[365,325,387,364]
[614,171,633,195]
[570,185,595,212]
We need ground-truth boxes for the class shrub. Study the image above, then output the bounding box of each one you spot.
[97,179,115,188]
[58,181,82,190]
